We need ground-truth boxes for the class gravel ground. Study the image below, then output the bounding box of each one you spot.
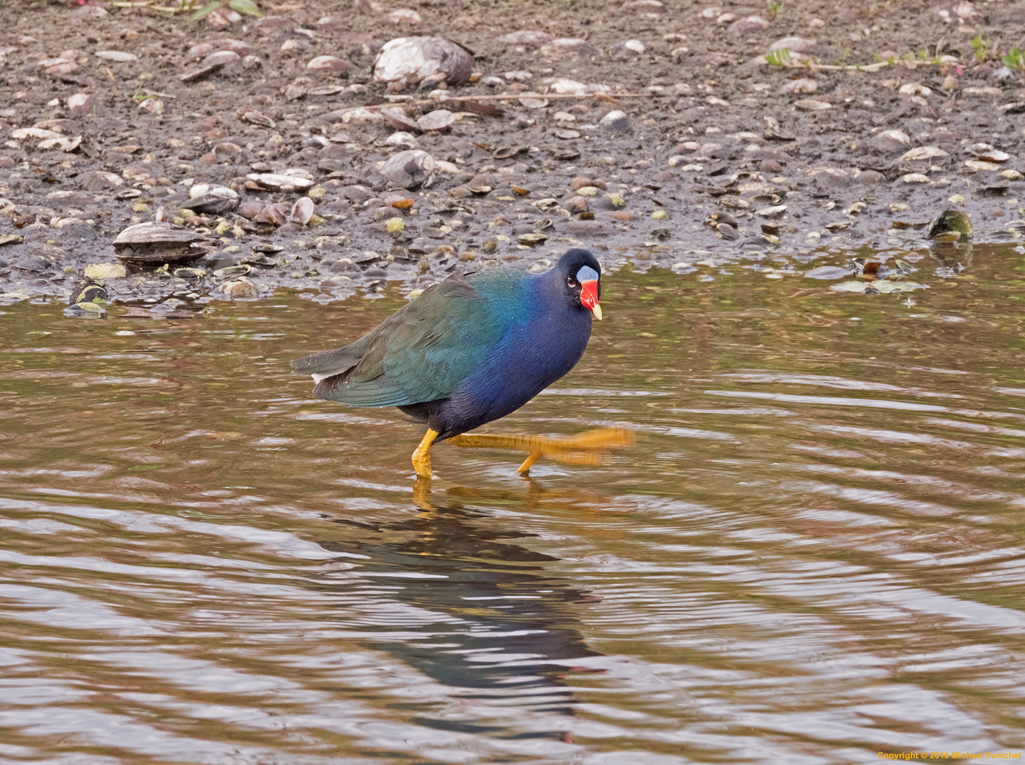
[0,0,1023,309]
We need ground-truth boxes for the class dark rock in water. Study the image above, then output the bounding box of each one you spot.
[68,278,108,306]
[928,209,973,240]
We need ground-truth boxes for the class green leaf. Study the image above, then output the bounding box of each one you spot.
[189,1,223,21]
[229,0,262,16]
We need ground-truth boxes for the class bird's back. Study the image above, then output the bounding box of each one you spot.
[292,268,530,408]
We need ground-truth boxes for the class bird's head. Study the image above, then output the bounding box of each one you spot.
[557,248,603,321]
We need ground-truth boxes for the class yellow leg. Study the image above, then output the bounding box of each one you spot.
[412,428,440,478]
[449,428,634,474]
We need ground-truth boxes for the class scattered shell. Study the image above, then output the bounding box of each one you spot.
[290,197,315,225]
[307,55,356,74]
[964,159,1000,173]
[729,15,770,35]
[386,8,423,25]
[417,109,455,131]
[493,146,526,160]
[37,57,77,77]
[900,146,948,161]
[10,127,81,152]
[794,99,831,111]
[498,30,555,46]
[538,38,600,59]
[253,203,290,226]
[95,51,137,63]
[769,36,818,54]
[379,149,436,188]
[898,82,932,97]
[518,232,547,246]
[183,185,239,215]
[870,129,910,151]
[967,143,1010,162]
[246,172,315,191]
[180,50,242,82]
[113,223,207,267]
[242,111,275,128]
[518,93,549,108]
[373,37,474,85]
[221,278,259,299]
[782,78,818,94]
[137,97,163,115]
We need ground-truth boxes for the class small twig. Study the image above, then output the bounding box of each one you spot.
[109,1,180,12]
[360,92,653,111]
[104,66,117,97]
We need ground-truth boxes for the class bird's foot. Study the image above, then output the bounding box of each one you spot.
[412,428,439,478]
[449,427,634,474]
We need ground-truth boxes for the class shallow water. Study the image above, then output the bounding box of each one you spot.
[2,246,1025,764]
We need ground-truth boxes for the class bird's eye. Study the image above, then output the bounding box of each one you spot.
[566,276,577,288]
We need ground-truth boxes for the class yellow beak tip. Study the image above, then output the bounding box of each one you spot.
[592,304,603,321]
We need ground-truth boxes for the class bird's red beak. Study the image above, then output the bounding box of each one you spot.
[580,280,602,320]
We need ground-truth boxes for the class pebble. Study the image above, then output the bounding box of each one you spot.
[307,55,356,74]
[870,129,910,151]
[95,51,137,63]
[781,78,817,94]
[728,16,770,35]
[538,39,600,59]
[599,110,630,132]
[498,31,554,46]
[795,99,831,111]
[373,37,474,85]
[84,263,127,280]
[769,36,818,54]
[900,146,948,161]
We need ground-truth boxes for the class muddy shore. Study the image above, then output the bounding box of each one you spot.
[0,0,1023,309]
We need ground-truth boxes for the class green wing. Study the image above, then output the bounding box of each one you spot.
[301,273,508,407]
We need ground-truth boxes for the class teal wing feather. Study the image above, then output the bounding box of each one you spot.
[307,272,517,407]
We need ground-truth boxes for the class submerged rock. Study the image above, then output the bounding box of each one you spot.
[928,209,973,241]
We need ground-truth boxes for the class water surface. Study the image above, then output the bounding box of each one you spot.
[2,247,1025,763]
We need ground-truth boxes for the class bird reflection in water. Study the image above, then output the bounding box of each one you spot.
[318,477,604,722]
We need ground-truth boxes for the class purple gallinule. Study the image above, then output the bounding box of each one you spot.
[292,249,631,477]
